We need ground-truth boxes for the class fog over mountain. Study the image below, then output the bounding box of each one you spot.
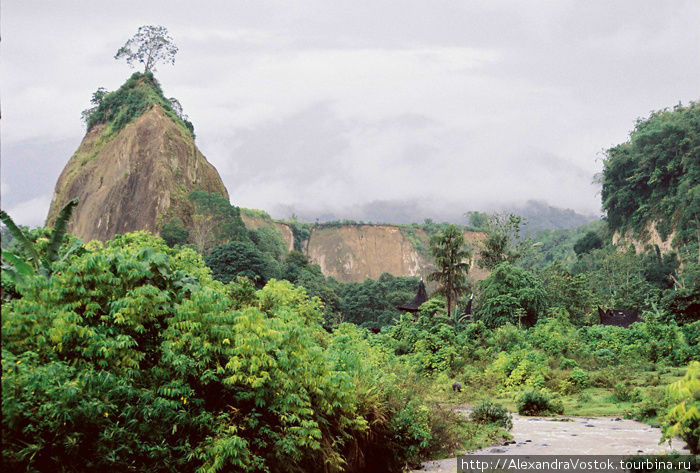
[272,198,597,231]
[2,1,699,227]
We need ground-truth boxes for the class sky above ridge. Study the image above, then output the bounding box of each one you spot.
[2,1,699,226]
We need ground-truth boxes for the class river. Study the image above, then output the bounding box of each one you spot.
[412,409,691,472]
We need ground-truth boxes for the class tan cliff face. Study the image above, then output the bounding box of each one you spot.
[306,225,489,283]
[241,215,489,283]
[307,225,423,281]
[46,105,228,242]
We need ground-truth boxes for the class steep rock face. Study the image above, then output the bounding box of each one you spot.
[46,105,228,241]
[305,225,488,283]
[307,225,423,281]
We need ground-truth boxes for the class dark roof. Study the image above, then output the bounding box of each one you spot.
[398,279,428,312]
[598,307,639,328]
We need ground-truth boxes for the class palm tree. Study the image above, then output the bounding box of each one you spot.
[1,198,80,283]
[428,224,471,317]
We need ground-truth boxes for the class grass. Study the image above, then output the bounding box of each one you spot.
[431,365,687,423]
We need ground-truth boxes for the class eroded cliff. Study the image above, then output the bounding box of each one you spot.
[240,213,488,283]
[306,225,488,282]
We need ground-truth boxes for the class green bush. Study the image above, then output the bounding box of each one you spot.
[613,382,642,403]
[570,367,589,390]
[517,389,563,416]
[470,401,513,430]
[632,388,668,422]
[560,358,579,370]
[84,72,195,138]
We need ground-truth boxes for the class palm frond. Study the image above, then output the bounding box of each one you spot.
[45,199,78,267]
[0,210,41,271]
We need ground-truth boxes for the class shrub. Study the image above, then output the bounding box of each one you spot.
[570,367,589,390]
[470,401,513,430]
[590,367,619,388]
[593,348,620,366]
[84,72,195,138]
[633,388,668,422]
[560,358,579,370]
[517,389,563,416]
[529,314,581,356]
[487,323,525,352]
[558,379,577,395]
[613,382,642,403]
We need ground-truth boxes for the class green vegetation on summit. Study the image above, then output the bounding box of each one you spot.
[82,72,195,139]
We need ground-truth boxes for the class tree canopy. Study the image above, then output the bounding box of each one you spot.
[205,241,275,287]
[115,25,178,73]
[428,224,471,317]
[474,262,546,328]
[477,213,524,271]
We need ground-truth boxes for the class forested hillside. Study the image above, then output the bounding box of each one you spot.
[602,102,699,248]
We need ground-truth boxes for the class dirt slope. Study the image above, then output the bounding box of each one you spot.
[46,105,228,241]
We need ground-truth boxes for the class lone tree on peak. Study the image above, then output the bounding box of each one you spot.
[115,25,178,73]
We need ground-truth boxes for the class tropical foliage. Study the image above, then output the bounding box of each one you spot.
[662,361,700,454]
[428,224,471,317]
[1,199,81,299]
[1,232,464,473]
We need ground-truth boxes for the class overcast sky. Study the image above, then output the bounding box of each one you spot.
[2,1,699,226]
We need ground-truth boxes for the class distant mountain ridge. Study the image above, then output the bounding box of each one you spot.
[272,199,596,232]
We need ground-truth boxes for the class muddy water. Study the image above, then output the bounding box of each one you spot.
[412,411,690,473]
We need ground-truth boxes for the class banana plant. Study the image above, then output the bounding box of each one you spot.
[1,198,80,283]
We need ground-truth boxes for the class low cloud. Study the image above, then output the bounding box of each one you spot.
[5,195,53,228]
[2,1,698,227]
